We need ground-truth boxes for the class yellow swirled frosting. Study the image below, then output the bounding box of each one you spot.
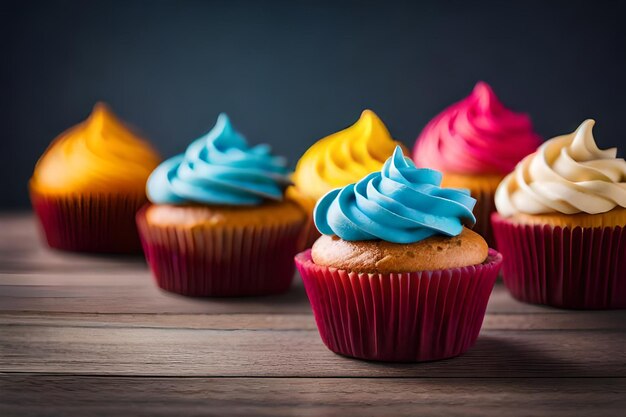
[292,110,404,200]
[495,119,626,216]
[30,103,161,196]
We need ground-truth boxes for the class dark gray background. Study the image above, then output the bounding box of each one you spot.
[2,0,625,209]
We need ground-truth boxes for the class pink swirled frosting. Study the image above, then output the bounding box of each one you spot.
[413,82,541,175]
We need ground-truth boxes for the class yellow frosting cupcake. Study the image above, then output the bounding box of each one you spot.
[30,103,160,253]
[290,110,406,248]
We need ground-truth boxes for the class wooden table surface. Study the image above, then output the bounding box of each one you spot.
[1,213,625,416]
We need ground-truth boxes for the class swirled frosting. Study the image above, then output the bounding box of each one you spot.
[30,103,161,195]
[413,82,541,175]
[314,146,477,243]
[147,113,291,205]
[293,110,403,201]
[495,120,626,216]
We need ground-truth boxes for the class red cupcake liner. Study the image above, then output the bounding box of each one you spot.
[295,249,502,362]
[136,205,304,297]
[30,190,146,253]
[492,213,626,309]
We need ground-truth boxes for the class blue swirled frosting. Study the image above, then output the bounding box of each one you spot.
[314,146,477,243]
[147,113,291,205]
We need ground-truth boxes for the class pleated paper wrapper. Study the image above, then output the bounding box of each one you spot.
[136,205,304,297]
[295,249,503,362]
[30,189,146,253]
[492,213,626,309]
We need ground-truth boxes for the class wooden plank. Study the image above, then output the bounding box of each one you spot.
[0,214,148,274]
[0,278,313,314]
[1,311,625,331]
[0,272,558,315]
[0,281,554,315]
[0,214,38,242]
[0,247,148,274]
[1,376,625,417]
[2,324,625,377]
[0,313,317,330]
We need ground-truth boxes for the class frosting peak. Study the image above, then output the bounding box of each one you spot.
[314,146,476,243]
[495,119,626,216]
[568,120,617,164]
[473,81,501,113]
[147,113,291,206]
[30,103,160,194]
[293,110,403,200]
[413,82,541,175]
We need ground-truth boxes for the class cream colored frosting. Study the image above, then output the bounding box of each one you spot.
[495,119,626,216]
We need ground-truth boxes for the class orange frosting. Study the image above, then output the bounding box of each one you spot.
[30,103,160,196]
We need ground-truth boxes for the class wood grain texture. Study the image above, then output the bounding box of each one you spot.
[2,311,626,330]
[1,376,625,417]
[0,276,558,314]
[1,214,625,416]
[2,323,625,377]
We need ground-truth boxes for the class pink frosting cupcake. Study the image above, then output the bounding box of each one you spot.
[413,82,541,246]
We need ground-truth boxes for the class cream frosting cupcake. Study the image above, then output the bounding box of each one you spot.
[492,119,626,309]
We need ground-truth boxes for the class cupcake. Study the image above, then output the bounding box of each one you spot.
[137,113,306,297]
[290,110,406,249]
[29,103,161,253]
[493,119,626,309]
[413,82,541,247]
[295,146,503,362]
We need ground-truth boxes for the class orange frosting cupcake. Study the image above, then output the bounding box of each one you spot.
[30,103,160,253]
[31,103,160,196]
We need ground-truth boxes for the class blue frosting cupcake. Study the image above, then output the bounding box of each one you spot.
[147,113,291,205]
[295,146,503,362]
[314,146,477,243]
[137,114,305,297]
[310,146,487,272]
